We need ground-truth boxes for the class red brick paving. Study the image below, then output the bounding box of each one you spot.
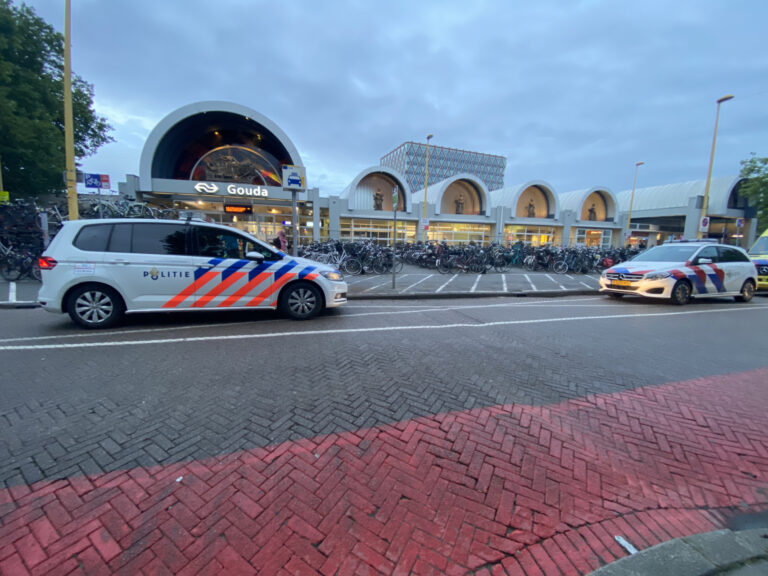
[2,368,768,575]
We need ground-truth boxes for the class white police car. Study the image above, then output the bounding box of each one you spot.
[37,219,347,328]
[599,240,757,305]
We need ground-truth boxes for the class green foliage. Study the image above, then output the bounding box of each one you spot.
[0,0,113,199]
[739,153,768,235]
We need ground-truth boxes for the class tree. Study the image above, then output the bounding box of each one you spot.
[0,0,113,199]
[739,154,768,235]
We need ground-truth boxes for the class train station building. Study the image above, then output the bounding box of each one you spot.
[120,101,759,249]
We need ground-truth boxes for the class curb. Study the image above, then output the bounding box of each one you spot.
[347,289,600,300]
[588,528,768,576]
[0,301,40,309]
[0,291,602,308]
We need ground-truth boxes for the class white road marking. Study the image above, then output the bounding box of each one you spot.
[9,282,16,302]
[524,274,537,291]
[502,275,508,292]
[2,306,765,351]
[436,274,458,293]
[470,275,482,292]
[545,274,567,291]
[400,275,433,293]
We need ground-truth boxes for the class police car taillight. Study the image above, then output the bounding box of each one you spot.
[38,256,57,270]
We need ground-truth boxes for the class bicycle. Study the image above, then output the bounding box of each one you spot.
[1,247,41,281]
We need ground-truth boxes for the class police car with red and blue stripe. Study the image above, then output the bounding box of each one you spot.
[599,240,757,305]
[37,219,348,328]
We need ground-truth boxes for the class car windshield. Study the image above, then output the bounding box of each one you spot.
[748,236,768,255]
[629,244,699,262]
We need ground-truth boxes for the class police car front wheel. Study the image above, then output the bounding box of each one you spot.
[67,284,125,329]
[280,282,322,320]
[670,280,692,306]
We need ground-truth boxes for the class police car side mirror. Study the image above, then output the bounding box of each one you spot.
[245,251,265,262]
[696,257,713,265]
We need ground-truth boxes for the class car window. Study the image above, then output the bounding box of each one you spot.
[131,223,188,255]
[696,246,718,262]
[630,244,698,262]
[749,236,768,255]
[73,224,112,252]
[107,223,132,252]
[718,246,749,263]
[192,226,265,259]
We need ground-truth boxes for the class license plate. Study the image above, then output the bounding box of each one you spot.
[610,280,632,287]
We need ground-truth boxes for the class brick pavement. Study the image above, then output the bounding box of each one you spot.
[1,367,767,575]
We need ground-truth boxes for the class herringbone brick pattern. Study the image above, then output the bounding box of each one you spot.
[1,368,767,575]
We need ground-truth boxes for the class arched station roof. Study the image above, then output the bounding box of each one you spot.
[490,181,559,219]
[416,174,491,216]
[336,166,412,212]
[559,187,619,220]
[139,101,303,191]
[614,177,746,215]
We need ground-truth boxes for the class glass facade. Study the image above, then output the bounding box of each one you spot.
[573,228,612,248]
[381,142,506,193]
[428,222,492,245]
[339,218,417,244]
[176,199,315,246]
[504,225,558,246]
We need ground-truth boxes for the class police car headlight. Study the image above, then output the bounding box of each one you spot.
[321,270,344,281]
[645,271,671,280]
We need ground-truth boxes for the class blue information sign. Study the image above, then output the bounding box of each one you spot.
[84,173,102,188]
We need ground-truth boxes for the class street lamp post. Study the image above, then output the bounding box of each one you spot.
[625,161,644,245]
[698,94,734,239]
[422,134,433,243]
[63,0,78,220]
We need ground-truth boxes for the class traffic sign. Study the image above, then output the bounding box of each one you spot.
[84,173,110,189]
[281,165,306,191]
[699,216,710,233]
[736,218,744,228]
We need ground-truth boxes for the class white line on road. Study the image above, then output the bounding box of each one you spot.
[502,275,508,292]
[363,279,394,293]
[470,275,482,292]
[436,274,458,293]
[2,306,765,351]
[545,274,567,291]
[580,281,593,289]
[524,274,537,291]
[9,282,16,303]
[400,274,434,293]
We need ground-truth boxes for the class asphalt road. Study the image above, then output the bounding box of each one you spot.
[1,295,768,574]
[2,295,767,484]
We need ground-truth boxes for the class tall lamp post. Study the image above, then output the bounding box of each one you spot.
[625,161,644,245]
[698,94,734,239]
[422,134,433,243]
[63,0,78,220]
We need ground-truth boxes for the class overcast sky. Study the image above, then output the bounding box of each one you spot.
[24,0,768,196]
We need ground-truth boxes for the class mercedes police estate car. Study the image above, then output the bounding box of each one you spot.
[37,219,348,328]
[599,240,757,305]
[748,229,768,291]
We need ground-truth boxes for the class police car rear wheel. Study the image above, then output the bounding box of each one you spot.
[670,280,691,305]
[281,282,322,320]
[735,280,755,303]
[68,284,125,329]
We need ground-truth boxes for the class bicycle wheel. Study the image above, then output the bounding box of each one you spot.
[1,263,22,282]
[393,257,404,273]
[372,258,388,274]
[437,258,452,274]
[553,260,568,274]
[30,260,42,281]
[342,258,362,275]
[523,257,536,272]
[493,256,509,273]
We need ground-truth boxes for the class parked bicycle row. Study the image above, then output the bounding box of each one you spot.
[300,240,642,276]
